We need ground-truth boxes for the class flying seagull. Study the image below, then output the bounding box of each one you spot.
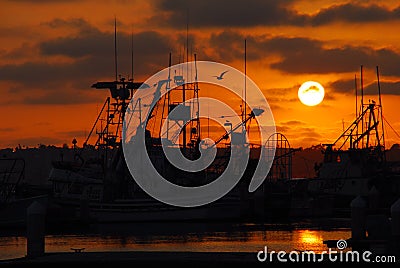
[213,70,229,80]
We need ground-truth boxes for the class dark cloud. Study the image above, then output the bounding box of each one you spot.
[270,42,400,75]
[311,3,400,25]
[329,79,355,94]
[39,29,175,77]
[209,31,266,62]
[0,60,105,88]
[330,79,400,95]
[154,0,400,27]
[153,0,305,28]
[210,31,400,75]
[41,18,99,35]
[40,33,110,58]
[0,19,177,105]
[364,81,400,95]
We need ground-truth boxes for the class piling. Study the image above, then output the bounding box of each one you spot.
[367,186,380,210]
[390,198,400,255]
[391,198,400,236]
[26,201,46,258]
[350,195,367,241]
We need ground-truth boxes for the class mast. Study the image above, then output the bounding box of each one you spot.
[194,53,200,139]
[160,53,172,140]
[376,66,385,152]
[182,9,190,151]
[360,65,364,148]
[167,53,172,140]
[130,31,134,82]
[354,74,358,148]
[244,39,247,131]
[114,16,118,82]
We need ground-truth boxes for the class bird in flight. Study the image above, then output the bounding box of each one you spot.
[213,70,229,80]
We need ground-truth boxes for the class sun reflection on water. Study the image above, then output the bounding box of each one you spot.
[0,225,351,260]
[297,230,323,250]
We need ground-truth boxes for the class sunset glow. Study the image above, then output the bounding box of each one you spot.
[1,0,400,149]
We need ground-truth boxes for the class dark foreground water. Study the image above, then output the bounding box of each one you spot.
[0,221,351,260]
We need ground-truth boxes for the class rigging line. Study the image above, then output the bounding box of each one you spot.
[383,115,400,139]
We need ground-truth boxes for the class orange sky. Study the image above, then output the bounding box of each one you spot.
[1,0,400,149]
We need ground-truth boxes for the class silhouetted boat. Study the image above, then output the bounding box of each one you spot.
[0,158,48,227]
[46,57,252,223]
[290,67,400,217]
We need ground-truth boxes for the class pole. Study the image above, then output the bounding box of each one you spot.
[27,201,46,258]
[355,74,358,148]
[376,66,385,150]
[360,65,364,148]
[131,31,134,81]
[244,39,247,131]
[114,16,118,82]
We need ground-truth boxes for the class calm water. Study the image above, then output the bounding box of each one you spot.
[0,222,351,260]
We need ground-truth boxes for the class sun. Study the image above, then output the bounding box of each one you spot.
[298,81,325,106]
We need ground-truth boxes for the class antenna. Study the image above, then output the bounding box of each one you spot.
[244,39,247,131]
[354,74,358,118]
[131,31,134,81]
[355,74,358,147]
[182,7,189,150]
[114,16,118,82]
[360,65,364,148]
[186,7,189,64]
[376,66,385,150]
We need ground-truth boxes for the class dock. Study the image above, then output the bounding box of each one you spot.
[1,251,261,267]
[3,250,397,267]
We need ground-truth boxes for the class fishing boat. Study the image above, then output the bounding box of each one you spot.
[293,67,400,216]
[46,55,259,223]
[0,158,48,227]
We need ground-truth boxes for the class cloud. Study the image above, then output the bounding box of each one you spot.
[281,120,307,126]
[38,29,175,78]
[0,19,178,106]
[364,81,400,95]
[209,31,400,75]
[153,0,400,27]
[311,3,400,25]
[275,123,325,148]
[153,0,306,28]
[329,79,355,94]
[270,43,400,75]
[1,43,36,60]
[330,79,400,95]
[41,18,99,35]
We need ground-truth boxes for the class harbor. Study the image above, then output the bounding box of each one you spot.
[2,0,400,265]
